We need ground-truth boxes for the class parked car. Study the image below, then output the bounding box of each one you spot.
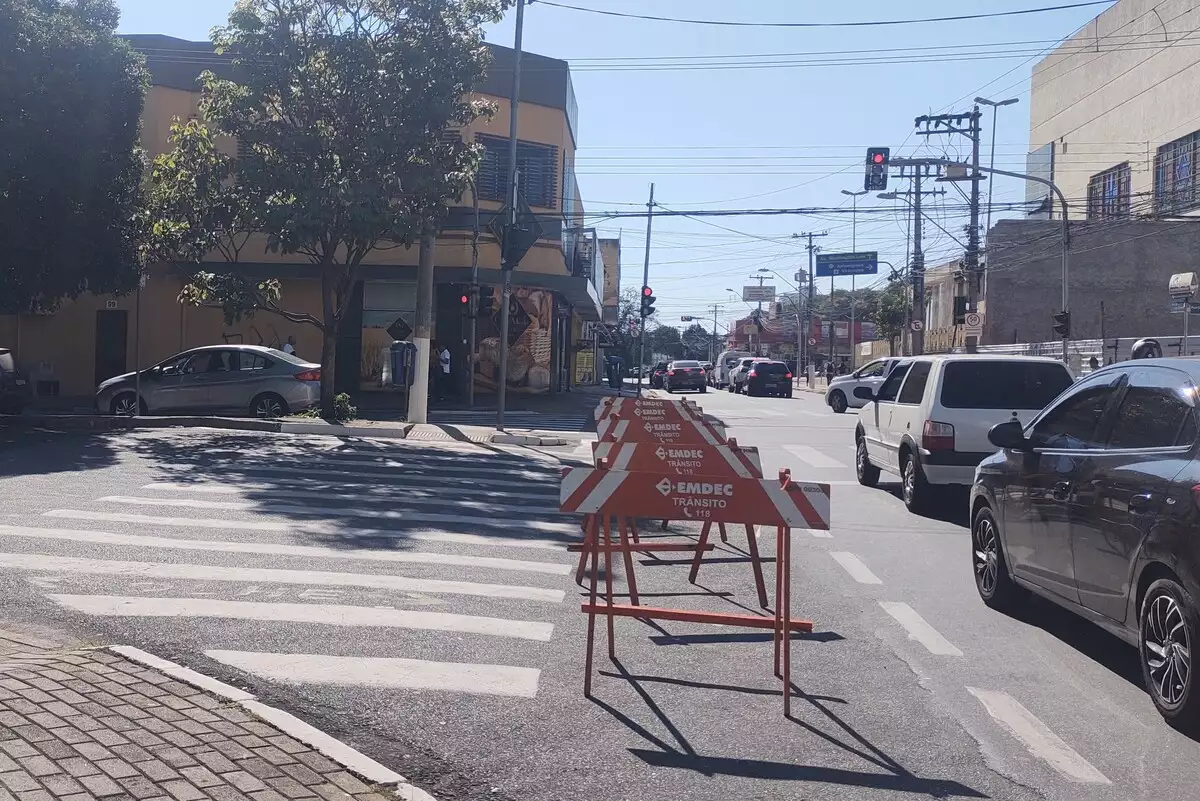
[825,357,901,413]
[854,355,1074,513]
[714,349,751,389]
[648,362,669,389]
[728,357,769,394]
[664,360,708,393]
[95,345,321,418]
[971,358,1200,728]
[744,360,793,397]
[0,348,32,415]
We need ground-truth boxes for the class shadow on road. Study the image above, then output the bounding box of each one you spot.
[593,658,987,797]
[0,428,119,478]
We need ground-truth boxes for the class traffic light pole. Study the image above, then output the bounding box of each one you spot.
[496,0,525,433]
[637,183,655,395]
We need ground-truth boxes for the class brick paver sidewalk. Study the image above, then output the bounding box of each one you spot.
[0,627,401,801]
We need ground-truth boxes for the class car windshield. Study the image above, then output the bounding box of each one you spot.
[671,361,701,369]
[755,362,789,374]
[263,348,307,365]
[739,359,755,368]
[940,361,1074,410]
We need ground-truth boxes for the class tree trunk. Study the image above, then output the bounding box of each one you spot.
[320,267,338,418]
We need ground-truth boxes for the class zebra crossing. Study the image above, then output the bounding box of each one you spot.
[427,409,591,432]
[5,432,579,700]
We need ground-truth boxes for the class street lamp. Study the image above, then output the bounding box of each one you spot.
[841,189,869,366]
[975,96,1019,238]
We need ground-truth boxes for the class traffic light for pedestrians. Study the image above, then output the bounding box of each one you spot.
[865,147,890,191]
[1052,310,1071,338]
[641,285,657,317]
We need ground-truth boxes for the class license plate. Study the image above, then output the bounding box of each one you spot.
[14,379,26,386]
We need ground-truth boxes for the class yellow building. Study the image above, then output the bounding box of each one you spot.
[0,35,602,403]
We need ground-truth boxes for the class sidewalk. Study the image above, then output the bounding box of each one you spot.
[0,624,422,801]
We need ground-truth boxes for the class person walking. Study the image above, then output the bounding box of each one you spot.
[437,341,452,401]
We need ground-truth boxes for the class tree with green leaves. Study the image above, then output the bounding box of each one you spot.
[149,0,510,416]
[0,0,148,313]
[876,281,909,355]
[646,325,683,361]
[680,322,712,360]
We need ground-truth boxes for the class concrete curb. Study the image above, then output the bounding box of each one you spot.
[279,420,413,439]
[110,645,436,801]
[1,414,283,433]
[490,432,570,446]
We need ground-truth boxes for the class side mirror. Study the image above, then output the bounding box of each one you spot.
[853,386,875,401]
[161,365,179,377]
[988,419,1028,450]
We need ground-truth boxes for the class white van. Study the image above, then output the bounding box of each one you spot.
[713,350,751,388]
[854,355,1075,514]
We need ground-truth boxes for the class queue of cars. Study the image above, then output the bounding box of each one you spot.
[839,352,1200,728]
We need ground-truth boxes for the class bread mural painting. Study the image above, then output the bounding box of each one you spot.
[471,287,556,394]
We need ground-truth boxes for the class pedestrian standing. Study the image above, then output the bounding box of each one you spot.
[438,341,452,400]
[283,335,297,355]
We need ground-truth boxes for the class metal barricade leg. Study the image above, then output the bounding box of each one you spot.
[629,520,641,544]
[617,516,640,606]
[782,524,792,717]
[687,521,715,585]
[603,515,617,660]
[774,526,783,679]
[718,522,728,543]
[583,515,602,697]
[575,515,596,585]
[745,524,769,609]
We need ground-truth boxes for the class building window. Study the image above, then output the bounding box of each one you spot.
[475,134,559,210]
[1155,131,1200,215]
[1087,163,1131,219]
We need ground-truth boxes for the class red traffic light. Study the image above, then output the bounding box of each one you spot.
[642,285,653,297]
[872,152,885,164]
[460,294,469,304]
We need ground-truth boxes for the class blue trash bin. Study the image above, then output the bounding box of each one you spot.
[389,341,418,388]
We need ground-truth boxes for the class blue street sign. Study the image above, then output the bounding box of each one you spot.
[815,251,879,277]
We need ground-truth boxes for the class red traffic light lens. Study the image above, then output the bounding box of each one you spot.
[872,153,885,164]
[642,286,653,297]
[460,295,469,304]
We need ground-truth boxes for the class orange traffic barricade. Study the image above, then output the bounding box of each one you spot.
[596,412,728,446]
[593,396,703,422]
[560,465,832,716]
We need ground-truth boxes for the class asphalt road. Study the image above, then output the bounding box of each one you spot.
[1,398,1198,801]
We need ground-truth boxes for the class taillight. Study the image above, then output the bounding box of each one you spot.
[668,370,676,376]
[922,420,955,452]
[294,369,321,381]
[748,370,758,378]
[785,372,792,379]
[1191,485,1200,512]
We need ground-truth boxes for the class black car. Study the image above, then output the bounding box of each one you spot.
[744,360,793,397]
[971,357,1200,727]
[648,362,669,389]
[0,348,31,415]
[664,360,707,394]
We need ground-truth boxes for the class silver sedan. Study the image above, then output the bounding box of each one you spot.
[95,345,321,417]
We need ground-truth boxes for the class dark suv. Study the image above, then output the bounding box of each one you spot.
[972,357,1200,728]
[664,360,707,394]
[745,360,793,397]
[0,348,31,415]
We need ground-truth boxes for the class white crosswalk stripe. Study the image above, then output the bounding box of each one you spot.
[428,410,589,432]
[11,434,581,699]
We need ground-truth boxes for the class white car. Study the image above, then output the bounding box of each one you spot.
[824,357,901,413]
[727,357,768,394]
[853,355,1075,514]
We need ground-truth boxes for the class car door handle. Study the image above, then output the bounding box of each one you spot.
[1051,481,1072,501]
[1129,493,1154,514]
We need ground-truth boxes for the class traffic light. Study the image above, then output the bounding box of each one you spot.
[1052,310,1071,338]
[865,147,890,191]
[459,286,471,316]
[680,315,695,322]
[640,285,656,317]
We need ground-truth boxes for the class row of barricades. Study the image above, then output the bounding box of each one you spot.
[560,394,832,715]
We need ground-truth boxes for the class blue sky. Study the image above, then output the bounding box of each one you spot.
[115,0,1113,334]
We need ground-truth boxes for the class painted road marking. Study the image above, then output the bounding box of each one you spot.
[0,552,565,603]
[783,445,849,470]
[142,481,559,503]
[42,510,568,550]
[220,454,555,480]
[0,525,568,575]
[878,601,963,656]
[47,506,577,535]
[205,650,541,698]
[51,595,555,641]
[97,494,567,519]
[830,552,882,584]
[183,463,556,492]
[967,688,1111,784]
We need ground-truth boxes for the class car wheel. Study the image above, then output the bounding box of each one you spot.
[901,451,931,514]
[830,391,848,414]
[251,393,289,419]
[700,385,707,393]
[109,393,141,417]
[972,505,1023,611]
[1141,578,1200,730]
[856,437,880,487]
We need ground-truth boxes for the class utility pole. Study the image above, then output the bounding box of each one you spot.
[409,226,436,423]
[709,303,721,363]
[912,167,926,356]
[467,181,479,409]
[841,189,868,367]
[637,183,655,394]
[795,231,827,374]
[495,0,525,432]
[915,107,983,351]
